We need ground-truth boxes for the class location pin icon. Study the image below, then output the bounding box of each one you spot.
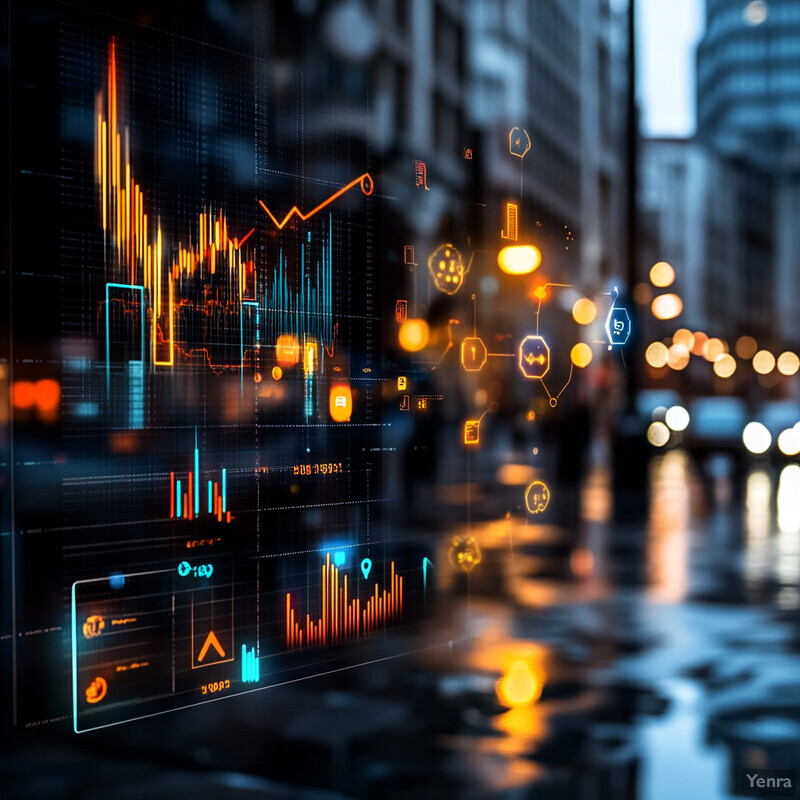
[360,558,372,580]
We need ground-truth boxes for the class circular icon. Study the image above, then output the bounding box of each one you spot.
[82,614,106,639]
[177,560,191,577]
[524,481,550,515]
[85,676,107,704]
[360,174,374,196]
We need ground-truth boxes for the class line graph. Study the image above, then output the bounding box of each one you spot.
[258,174,373,229]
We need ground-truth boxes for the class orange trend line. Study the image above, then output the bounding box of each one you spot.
[258,173,373,229]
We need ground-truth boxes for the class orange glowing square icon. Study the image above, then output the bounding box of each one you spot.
[329,385,352,422]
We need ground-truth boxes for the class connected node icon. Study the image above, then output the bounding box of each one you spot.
[518,335,550,379]
[605,305,631,348]
[428,243,466,295]
[461,336,488,372]
[524,480,550,515]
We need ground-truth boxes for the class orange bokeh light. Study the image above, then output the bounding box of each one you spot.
[13,381,36,409]
[34,379,61,412]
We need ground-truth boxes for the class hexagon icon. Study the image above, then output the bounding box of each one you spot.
[518,335,550,379]
[605,305,631,347]
[428,243,465,295]
[461,337,487,372]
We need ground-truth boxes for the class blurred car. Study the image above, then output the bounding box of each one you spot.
[686,396,747,454]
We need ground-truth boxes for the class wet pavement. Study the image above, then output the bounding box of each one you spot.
[6,447,800,799]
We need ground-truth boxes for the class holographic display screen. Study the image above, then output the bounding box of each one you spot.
[4,6,438,733]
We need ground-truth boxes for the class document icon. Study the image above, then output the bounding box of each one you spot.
[464,420,480,445]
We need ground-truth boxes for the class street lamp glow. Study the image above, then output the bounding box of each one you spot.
[665,405,690,432]
[649,261,675,288]
[645,341,669,368]
[647,421,670,447]
[667,343,690,370]
[743,421,771,455]
[673,328,694,349]
[778,428,800,457]
[753,350,775,375]
[570,342,593,368]
[735,335,758,359]
[651,293,683,320]
[777,351,800,376]
[703,337,726,362]
[572,298,597,325]
[714,353,737,378]
[497,245,542,275]
[398,319,429,352]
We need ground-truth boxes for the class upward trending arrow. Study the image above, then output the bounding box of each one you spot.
[198,630,226,662]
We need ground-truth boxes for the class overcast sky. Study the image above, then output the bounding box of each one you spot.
[638,0,705,137]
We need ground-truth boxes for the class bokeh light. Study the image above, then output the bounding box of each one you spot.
[645,341,669,368]
[743,0,768,26]
[571,298,597,325]
[34,379,61,412]
[649,261,675,288]
[778,428,800,457]
[497,245,542,275]
[735,335,758,359]
[633,282,653,305]
[496,660,544,708]
[667,343,690,370]
[570,342,593,368]
[743,421,771,455]
[777,351,800,376]
[752,350,776,375]
[665,405,690,432]
[651,293,683,320]
[690,331,708,356]
[713,353,737,378]
[672,328,694,350]
[703,337,726,362]
[398,318,429,352]
[275,334,300,367]
[647,421,670,447]
[12,381,36,409]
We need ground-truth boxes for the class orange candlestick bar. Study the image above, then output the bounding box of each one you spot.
[284,557,405,649]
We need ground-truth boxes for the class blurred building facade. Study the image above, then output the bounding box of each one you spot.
[465,0,627,288]
[642,0,800,350]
